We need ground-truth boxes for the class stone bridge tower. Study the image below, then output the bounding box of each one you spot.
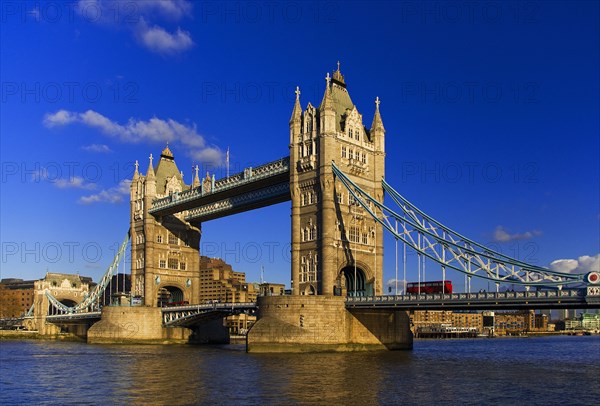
[289,64,386,296]
[130,145,202,306]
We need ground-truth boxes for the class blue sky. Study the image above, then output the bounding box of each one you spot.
[1,0,598,291]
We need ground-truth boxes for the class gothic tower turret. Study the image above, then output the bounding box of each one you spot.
[130,145,201,306]
[289,63,385,296]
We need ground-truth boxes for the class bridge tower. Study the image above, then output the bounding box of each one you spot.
[130,145,202,306]
[289,64,386,296]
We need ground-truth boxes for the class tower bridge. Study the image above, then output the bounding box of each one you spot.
[28,64,599,349]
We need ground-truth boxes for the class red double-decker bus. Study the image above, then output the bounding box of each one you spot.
[406,280,452,294]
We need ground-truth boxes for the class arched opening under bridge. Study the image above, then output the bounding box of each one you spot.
[157,286,184,307]
[340,266,370,297]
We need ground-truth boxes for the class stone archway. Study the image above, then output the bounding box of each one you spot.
[340,265,370,297]
[302,285,316,295]
[157,285,185,306]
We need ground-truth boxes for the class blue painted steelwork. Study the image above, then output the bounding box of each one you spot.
[185,182,289,222]
[331,162,585,288]
[45,231,130,314]
[162,302,257,326]
[150,157,290,215]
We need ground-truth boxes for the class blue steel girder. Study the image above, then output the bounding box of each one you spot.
[331,162,585,288]
[162,303,257,327]
[185,182,290,223]
[149,157,291,218]
[45,231,130,315]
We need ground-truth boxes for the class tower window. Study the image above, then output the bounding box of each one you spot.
[349,226,360,243]
[157,235,163,243]
[168,258,179,270]
[159,259,166,269]
[341,146,347,158]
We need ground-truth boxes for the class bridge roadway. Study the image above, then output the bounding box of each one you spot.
[346,287,600,311]
[41,287,600,327]
[149,157,290,222]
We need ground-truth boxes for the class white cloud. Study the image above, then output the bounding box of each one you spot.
[136,0,193,21]
[54,176,96,190]
[31,168,96,190]
[493,225,541,242]
[76,0,194,55]
[135,19,194,55]
[44,109,223,165]
[43,110,78,127]
[550,254,600,274]
[79,179,131,204]
[82,144,112,153]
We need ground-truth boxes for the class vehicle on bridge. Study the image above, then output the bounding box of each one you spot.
[406,280,453,294]
[165,301,189,307]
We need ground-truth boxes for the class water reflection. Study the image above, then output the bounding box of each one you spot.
[1,337,599,405]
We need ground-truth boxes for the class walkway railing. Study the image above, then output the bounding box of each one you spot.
[150,157,290,213]
[346,287,600,310]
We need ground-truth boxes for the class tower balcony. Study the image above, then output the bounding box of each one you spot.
[347,158,367,174]
[297,155,316,172]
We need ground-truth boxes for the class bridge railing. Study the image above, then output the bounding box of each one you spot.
[161,302,257,325]
[346,289,585,303]
[150,157,290,212]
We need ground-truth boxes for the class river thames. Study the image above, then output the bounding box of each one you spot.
[1,335,598,405]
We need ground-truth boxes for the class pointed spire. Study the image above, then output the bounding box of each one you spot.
[146,153,155,179]
[370,96,385,132]
[192,165,200,188]
[319,73,334,112]
[332,61,345,87]
[290,86,302,123]
[133,160,139,180]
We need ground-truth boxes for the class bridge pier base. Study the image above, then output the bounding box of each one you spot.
[247,296,413,352]
[88,307,192,344]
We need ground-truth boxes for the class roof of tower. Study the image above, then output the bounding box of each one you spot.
[332,61,346,87]
[330,64,355,131]
[318,63,357,132]
[154,145,189,194]
[160,143,174,159]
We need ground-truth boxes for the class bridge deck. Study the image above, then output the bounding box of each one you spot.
[346,288,600,311]
[149,157,290,220]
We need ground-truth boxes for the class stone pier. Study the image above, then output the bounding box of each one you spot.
[246,296,413,352]
[87,307,189,344]
[87,306,230,344]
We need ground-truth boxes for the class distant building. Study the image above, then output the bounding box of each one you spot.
[0,278,35,318]
[197,256,260,335]
[199,256,257,303]
[492,310,551,335]
[565,313,600,331]
[410,310,483,336]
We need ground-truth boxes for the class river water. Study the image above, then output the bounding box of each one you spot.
[1,336,598,405]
